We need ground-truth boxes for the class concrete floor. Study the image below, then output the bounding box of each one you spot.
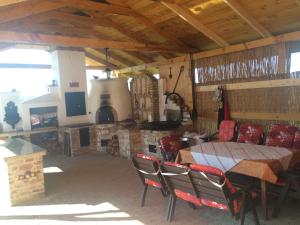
[0,151,299,225]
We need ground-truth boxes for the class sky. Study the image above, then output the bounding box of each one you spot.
[0,49,105,100]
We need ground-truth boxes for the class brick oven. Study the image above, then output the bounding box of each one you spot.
[88,78,132,153]
[88,78,132,125]
[96,94,117,124]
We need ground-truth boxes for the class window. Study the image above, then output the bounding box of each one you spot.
[0,49,53,100]
[290,52,300,73]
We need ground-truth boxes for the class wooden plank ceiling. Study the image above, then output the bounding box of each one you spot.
[0,0,300,69]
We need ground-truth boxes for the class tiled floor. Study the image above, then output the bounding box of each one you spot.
[0,152,299,225]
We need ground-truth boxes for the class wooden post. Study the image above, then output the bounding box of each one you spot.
[278,42,287,74]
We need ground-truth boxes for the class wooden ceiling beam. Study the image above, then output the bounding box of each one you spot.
[9,23,104,38]
[33,11,112,28]
[160,1,229,47]
[87,12,195,53]
[106,50,136,67]
[85,48,129,68]
[0,0,29,7]
[0,30,187,52]
[85,52,118,69]
[131,11,195,51]
[124,51,153,63]
[0,0,68,24]
[66,0,134,16]
[223,0,272,38]
[16,14,152,65]
[85,12,182,59]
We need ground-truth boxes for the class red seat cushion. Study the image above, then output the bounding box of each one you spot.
[145,178,161,188]
[136,153,159,163]
[293,130,300,150]
[219,120,236,142]
[200,198,229,211]
[266,124,298,148]
[160,135,182,153]
[237,124,263,145]
[174,189,201,206]
[164,161,189,169]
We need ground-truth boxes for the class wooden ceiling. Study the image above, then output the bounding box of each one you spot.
[1,0,300,69]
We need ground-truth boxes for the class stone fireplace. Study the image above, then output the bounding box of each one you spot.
[29,106,58,130]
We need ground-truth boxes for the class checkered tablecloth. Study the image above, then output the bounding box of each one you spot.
[190,142,293,173]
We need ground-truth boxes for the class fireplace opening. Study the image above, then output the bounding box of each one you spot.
[30,106,58,130]
[96,106,116,124]
[96,94,117,124]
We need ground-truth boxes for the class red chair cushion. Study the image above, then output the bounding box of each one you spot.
[136,153,159,163]
[160,135,182,153]
[200,198,229,211]
[266,124,298,148]
[174,189,201,206]
[164,161,189,169]
[145,178,161,188]
[293,130,300,150]
[219,120,236,142]
[237,124,263,145]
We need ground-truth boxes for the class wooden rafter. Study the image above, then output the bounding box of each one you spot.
[223,0,272,38]
[130,10,195,51]
[85,12,172,60]
[13,14,154,65]
[85,9,194,53]
[67,0,134,16]
[0,0,68,24]
[33,11,112,28]
[160,1,229,47]
[10,23,107,38]
[85,48,129,68]
[85,52,118,69]
[0,30,188,52]
[0,0,29,7]
[124,51,153,63]
[107,49,136,67]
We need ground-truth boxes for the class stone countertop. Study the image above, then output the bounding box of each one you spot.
[0,138,46,160]
[64,123,95,129]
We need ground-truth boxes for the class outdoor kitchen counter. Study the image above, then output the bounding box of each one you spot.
[0,138,46,207]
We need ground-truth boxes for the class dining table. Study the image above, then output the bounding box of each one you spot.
[175,141,300,220]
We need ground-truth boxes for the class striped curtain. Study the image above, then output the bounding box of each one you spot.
[194,44,295,85]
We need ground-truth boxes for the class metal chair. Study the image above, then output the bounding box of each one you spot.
[160,162,260,225]
[219,120,236,142]
[132,154,168,207]
[265,124,298,148]
[237,123,263,145]
[159,135,182,162]
[272,129,300,217]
